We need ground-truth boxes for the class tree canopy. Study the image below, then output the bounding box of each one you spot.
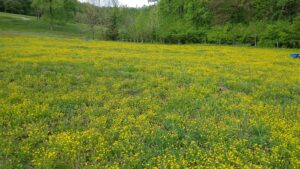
[0,0,299,47]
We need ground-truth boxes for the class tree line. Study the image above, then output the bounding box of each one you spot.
[155,0,300,48]
[1,0,300,48]
[0,0,32,15]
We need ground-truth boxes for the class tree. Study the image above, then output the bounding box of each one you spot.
[117,8,136,41]
[4,0,23,14]
[185,0,211,27]
[106,0,119,40]
[86,4,98,39]
[0,0,4,12]
[106,9,118,40]
[31,0,78,30]
[71,0,300,47]
[22,0,33,15]
[83,1,107,40]
[291,14,300,47]
[31,0,43,19]
[260,21,292,48]
[244,21,266,46]
[1,0,32,14]
[209,0,252,24]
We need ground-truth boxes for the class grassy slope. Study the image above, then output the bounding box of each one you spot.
[0,34,299,168]
[0,12,88,37]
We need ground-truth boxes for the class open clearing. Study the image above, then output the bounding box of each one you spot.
[0,12,88,38]
[0,35,299,168]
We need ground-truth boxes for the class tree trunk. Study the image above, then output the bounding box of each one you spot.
[49,0,54,31]
[91,24,95,40]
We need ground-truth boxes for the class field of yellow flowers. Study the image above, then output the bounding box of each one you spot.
[0,35,299,168]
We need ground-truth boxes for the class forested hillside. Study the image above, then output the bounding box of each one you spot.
[1,0,300,48]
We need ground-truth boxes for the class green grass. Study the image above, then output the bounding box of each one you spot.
[0,12,300,168]
[0,12,89,37]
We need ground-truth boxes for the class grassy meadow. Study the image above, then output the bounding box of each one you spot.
[0,12,88,38]
[0,34,299,168]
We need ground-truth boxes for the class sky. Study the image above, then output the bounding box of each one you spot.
[119,0,149,7]
[79,0,152,8]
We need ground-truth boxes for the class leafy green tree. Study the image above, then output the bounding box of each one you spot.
[130,6,159,43]
[0,0,4,12]
[105,0,119,40]
[185,0,210,27]
[244,21,266,46]
[31,0,78,30]
[260,21,292,47]
[4,0,23,14]
[106,10,118,40]
[252,0,300,20]
[82,3,106,40]
[72,0,299,46]
[117,8,137,41]
[208,0,252,24]
[291,14,300,47]
[1,0,32,14]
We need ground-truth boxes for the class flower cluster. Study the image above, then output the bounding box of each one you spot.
[0,35,299,168]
